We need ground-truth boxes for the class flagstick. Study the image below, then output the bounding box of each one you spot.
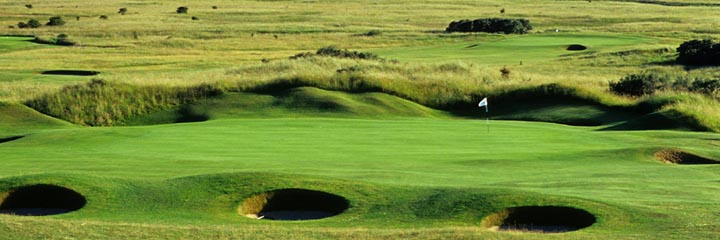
[485,105,489,133]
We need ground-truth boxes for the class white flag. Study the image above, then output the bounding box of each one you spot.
[478,98,488,107]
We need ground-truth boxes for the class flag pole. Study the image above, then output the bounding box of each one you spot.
[485,104,489,133]
[479,97,489,133]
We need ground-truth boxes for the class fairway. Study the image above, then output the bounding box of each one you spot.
[372,33,653,64]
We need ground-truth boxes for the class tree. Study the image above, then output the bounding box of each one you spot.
[177,6,188,14]
[118,8,127,15]
[47,16,65,26]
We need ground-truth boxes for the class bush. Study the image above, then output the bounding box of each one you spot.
[362,30,382,36]
[118,8,127,15]
[17,19,41,28]
[446,18,532,34]
[690,79,720,97]
[99,15,108,20]
[290,46,380,60]
[55,33,74,46]
[191,16,199,20]
[24,4,32,9]
[609,73,670,97]
[676,39,720,66]
[177,6,188,14]
[28,19,41,28]
[47,16,65,26]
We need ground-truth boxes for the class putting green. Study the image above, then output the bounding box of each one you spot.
[372,33,653,64]
[1,117,719,238]
[0,36,38,54]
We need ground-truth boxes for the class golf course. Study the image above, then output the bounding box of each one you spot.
[1,0,720,239]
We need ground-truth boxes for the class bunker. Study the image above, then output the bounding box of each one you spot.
[482,206,596,233]
[41,70,100,76]
[566,44,588,51]
[240,188,349,220]
[655,149,719,164]
[0,184,86,216]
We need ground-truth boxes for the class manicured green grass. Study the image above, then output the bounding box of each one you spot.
[0,36,40,54]
[1,116,720,238]
[1,0,720,238]
[372,33,654,65]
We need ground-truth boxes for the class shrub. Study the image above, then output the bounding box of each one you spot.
[24,4,32,9]
[47,16,65,26]
[676,39,720,66]
[363,30,382,36]
[191,16,199,20]
[99,15,108,20]
[55,33,74,46]
[28,19,41,28]
[690,79,720,97]
[446,18,532,34]
[177,6,188,14]
[610,73,670,97]
[118,8,127,15]
[290,46,380,60]
[17,19,41,28]
[500,66,511,78]
[212,6,218,9]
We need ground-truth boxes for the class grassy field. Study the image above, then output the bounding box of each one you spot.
[2,111,720,239]
[2,0,720,239]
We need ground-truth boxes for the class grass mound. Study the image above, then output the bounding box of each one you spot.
[125,87,447,125]
[0,102,73,135]
[40,70,100,76]
[654,149,720,164]
[566,44,588,51]
[240,188,350,221]
[482,206,596,233]
[0,184,86,216]
[25,80,222,126]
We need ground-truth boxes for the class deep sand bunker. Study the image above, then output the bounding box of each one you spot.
[0,136,23,144]
[41,70,100,76]
[655,149,720,164]
[240,188,349,220]
[482,206,596,233]
[566,44,588,51]
[0,184,86,216]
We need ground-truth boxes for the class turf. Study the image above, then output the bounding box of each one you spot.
[371,33,653,65]
[0,36,40,54]
[125,87,448,125]
[1,116,720,238]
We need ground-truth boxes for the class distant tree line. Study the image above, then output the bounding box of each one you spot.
[445,18,532,34]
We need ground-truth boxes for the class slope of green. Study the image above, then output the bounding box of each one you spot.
[0,102,74,136]
[0,118,719,238]
[125,87,448,125]
[372,33,653,65]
